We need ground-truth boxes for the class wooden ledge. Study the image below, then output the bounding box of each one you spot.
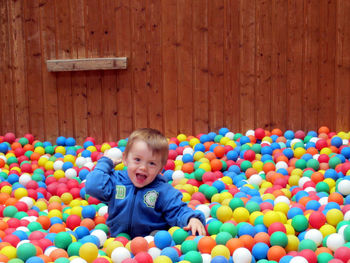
[46,57,127,72]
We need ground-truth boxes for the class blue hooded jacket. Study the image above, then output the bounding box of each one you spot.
[85,157,205,238]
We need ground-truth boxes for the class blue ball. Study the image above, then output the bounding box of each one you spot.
[80,235,100,247]
[82,205,96,219]
[324,169,338,180]
[208,132,217,141]
[179,141,189,147]
[54,153,64,158]
[226,150,238,161]
[62,162,74,171]
[261,146,273,155]
[279,255,293,263]
[43,141,52,147]
[182,154,194,163]
[219,127,230,136]
[211,256,229,263]
[238,223,256,237]
[270,135,278,142]
[194,143,205,152]
[0,143,9,153]
[46,233,56,242]
[212,180,225,192]
[80,187,86,199]
[305,200,321,211]
[341,147,350,159]
[12,230,28,240]
[284,130,295,140]
[75,226,90,239]
[307,131,318,137]
[26,256,45,263]
[66,137,76,146]
[239,136,251,145]
[50,217,63,225]
[154,230,172,249]
[228,165,240,174]
[163,170,173,182]
[331,136,343,147]
[169,143,177,150]
[283,148,294,159]
[7,173,19,184]
[56,136,66,146]
[254,224,268,233]
[305,141,316,149]
[301,153,313,161]
[160,247,180,262]
[83,140,94,149]
[200,134,211,143]
[252,242,269,260]
[79,169,90,181]
[325,202,341,210]
[287,207,304,219]
[81,150,92,158]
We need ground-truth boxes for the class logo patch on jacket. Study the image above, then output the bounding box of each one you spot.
[115,185,126,199]
[144,190,158,208]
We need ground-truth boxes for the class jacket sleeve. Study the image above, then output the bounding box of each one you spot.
[85,156,115,203]
[160,185,206,227]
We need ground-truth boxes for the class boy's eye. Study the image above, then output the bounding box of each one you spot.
[150,162,156,166]
[135,158,141,162]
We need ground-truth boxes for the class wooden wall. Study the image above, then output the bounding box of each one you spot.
[0,0,349,144]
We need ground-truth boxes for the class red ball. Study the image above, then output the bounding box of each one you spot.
[202,172,216,183]
[93,258,112,263]
[176,146,184,155]
[318,154,330,163]
[14,147,25,157]
[66,214,81,230]
[191,192,208,204]
[85,137,96,144]
[130,237,149,255]
[298,249,317,263]
[164,160,175,170]
[334,247,350,262]
[29,230,46,240]
[114,236,129,246]
[3,234,20,247]
[309,211,326,229]
[26,180,39,190]
[14,201,28,212]
[243,150,256,161]
[88,196,101,205]
[24,134,34,144]
[268,222,286,235]
[7,218,21,228]
[255,128,266,140]
[168,150,178,160]
[295,130,306,140]
[134,252,153,263]
[27,210,39,217]
[27,189,38,200]
[67,179,79,189]
[4,132,16,144]
[187,179,200,187]
[21,162,33,173]
[70,188,81,199]
[316,139,328,151]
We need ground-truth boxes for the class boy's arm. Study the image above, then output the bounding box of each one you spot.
[85,156,116,203]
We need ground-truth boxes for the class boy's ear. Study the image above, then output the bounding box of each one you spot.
[122,154,127,166]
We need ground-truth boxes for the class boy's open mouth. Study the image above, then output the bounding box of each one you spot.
[136,173,147,181]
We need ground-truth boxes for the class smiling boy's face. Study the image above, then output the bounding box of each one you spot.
[123,139,163,188]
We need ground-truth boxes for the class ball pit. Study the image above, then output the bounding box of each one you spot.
[1,127,350,262]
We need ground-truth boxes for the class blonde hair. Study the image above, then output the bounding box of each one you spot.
[124,128,169,166]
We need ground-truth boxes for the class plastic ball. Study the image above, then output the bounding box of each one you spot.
[79,242,99,263]
[154,230,172,249]
[160,247,180,262]
[130,236,149,255]
[216,205,233,223]
[232,247,252,263]
[111,247,131,263]
[326,233,345,251]
[17,242,37,261]
[289,256,308,263]
[211,245,230,259]
[291,214,309,232]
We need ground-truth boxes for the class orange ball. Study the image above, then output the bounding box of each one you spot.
[318,126,330,134]
[210,159,223,171]
[263,162,276,174]
[267,246,286,262]
[239,235,255,251]
[81,218,96,230]
[50,248,68,261]
[205,152,216,161]
[271,129,283,136]
[245,168,258,178]
[214,146,226,158]
[254,232,270,245]
[328,192,344,205]
[36,216,51,230]
[182,162,194,173]
[94,215,106,225]
[0,159,5,168]
[311,172,324,184]
[130,237,149,255]
[198,236,217,254]
[0,254,9,263]
[49,223,66,233]
[226,238,243,255]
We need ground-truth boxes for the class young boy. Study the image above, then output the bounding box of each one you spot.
[85,128,206,238]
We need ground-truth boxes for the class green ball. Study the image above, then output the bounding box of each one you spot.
[240,160,252,171]
[304,135,312,143]
[54,259,70,263]
[214,135,223,143]
[118,139,128,147]
[14,211,28,220]
[18,137,29,146]
[24,151,33,159]
[293,142,305,149]
[34,141,44,148]
[3,205,18,217]
[234,133,243,141]
[27,221,43,232]
[295,159,307,170]
[95,223,109,234]
[32,173,43,182]
[0,171,8,179]
[215,231,232,245]
[172,228,189,245]
[307,159,320,170]
[252,144,262,153]
[344,225,350,242]
[241,144,251,151]
[45,145,55,154]
[219,222,237,237]
[317,252,334,263]
[303,170,314,178]
[254,217,264,226]
[245,201,261,213]
[210,204,221,218]
[184,251,203,263]
[117,232,131,240]
[336,220,350,232]
[181,240,198,254]
[316,182,330,193]
[220,160,227,171]
[329,157,342,169]
[291,215,309,232]
[194,168,206,181]
[17,243,37,261]
[204,186,218,200]
[229,198,245,211]
[54,231,73,249]
[7,156,18,165]
[67,241,83,257]
[198,184,210,194]
[207,220,223,235]
[270,231,288,247]
[8,260,24,263]
[298,239,317,251]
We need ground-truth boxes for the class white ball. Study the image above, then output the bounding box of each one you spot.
[196,204,211,219]
[183,148,194,155]
[304,229,323,246]
[172,170,185,181]
[76,156,87,167]
[290,256,308,263]
[232,247,252,263]
[304,187,316,193]
[144,235,154,243]
[19,197,34,209]
[45,246,58,256]
[111,247,131,263]
[245,130,255,136]
[338,224,348,236]
[338,180,350,195]
[291,138,302,147]
[16,226,29,232]
[326,233,345,251]
[344,210,350,221]
[274,196,290,205]
[65,168,77,179]
[53,160,64,170]
[201,253,212,263]
[319,196,329,205]
[248,174,263,186]
[70,258,88,263]
[343,139,349,145]
[107,148,123,160]
[98,205,108,217]
[19,173,32,186]
[16,240,30,248]
[313,154,320,160]
[91,229,107,248]
[148,247,161,260]
[298,177,311,188]
[0,155,7,162]
[225,132,234,140]
[175,155,183,161]
[83,161,95,170]
[276,161,288,170]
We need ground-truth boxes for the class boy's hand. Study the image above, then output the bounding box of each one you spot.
[104,149,123,166]
[183,217,206,236]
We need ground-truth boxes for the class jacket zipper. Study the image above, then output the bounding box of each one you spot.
[127,187,138,234]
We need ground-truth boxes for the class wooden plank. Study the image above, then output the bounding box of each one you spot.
[177,0,193,135]
[271,0,287,131]
[130,0,148,130]
[70,0,88,144]
[286,0,304,131]
[146,0,163,132]
[255,0,272,131]
[239,0,256,132]
[302,0,319,131]
[0,0,14,135]
[39,0,59,142]
[192,0,209,135]
[55,0,74,138]
[115,0,133,139]
[46,57,127,72]
[85,0,103,142]
[208,0,224,132]
[101,0,118,142]
[161,0,178,137]
[318,0,336,130]
[24,0,44,140]
[223,0,240,132]
[335,0,350,131]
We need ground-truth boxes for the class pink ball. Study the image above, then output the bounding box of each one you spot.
[298,249,317,263]
[3,234,20,247]
[168,150,178,160]
[202,172,216,183]
[268,222,286,235]
[4,132,16,143]
[92,258,111,263]
[309,211,326,229]
[295,130,306,140]
[14,201,28,212]
[7,218,21,228]
[134,252,153,263]
[121,259,137,263]
[334,246,350,262]
[24,133,34,144]
[26,180,39,190]
[191,192,207,204]
[29,230,46,240]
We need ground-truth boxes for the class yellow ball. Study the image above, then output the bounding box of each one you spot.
[219,192,233,203]
[61,192,73,205]
[284,224,295,235]
[34,146,45,155]
[262,193,275,201]
[64,154,76,163]
[226,141,237,148]
[211,193,221,203]
[183,184,195,195]
[285,234,299,252]
[219,137,230,145]
[44,160,54,170]
[70,206,82,217]
[177,134,187,142]
[198,162,211,172]
[106,241,124,257]
[273,202,289,215]
[261,181,273,189]
[38,156,49,167]
[70,199,82,207]
[221,176,233,185]
[262,136,273,143]
[291,168,303,177]
[0,246,17,259]
[211,245,231,259]
[154,256,173,263]
[263,211,281,227]
[55,146,66,155]
[1,185,12,194]
[252,161,263,172]
[232,207,250,223]
[288,175,300,186]
[103,238,116,248]
[101,143,112,152]
[326,209,344,226]
[53,170,65,179]
[181,192,191,202]
[320,224,336,237]
[14,188,28,199]
[35,200,48,211]
[216,205,233,223]
[249,211,263,225]
[320,147,332,155]
[174,160,184,167]
[79,242,99,263]
[168,226,180,236]
[115,163,124,170]
[324,178,336,189]
[193,151,205,161]
[48,209,62,219]
[189,138,200,147]
[294,148,306,158]
[198,158,210,164]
